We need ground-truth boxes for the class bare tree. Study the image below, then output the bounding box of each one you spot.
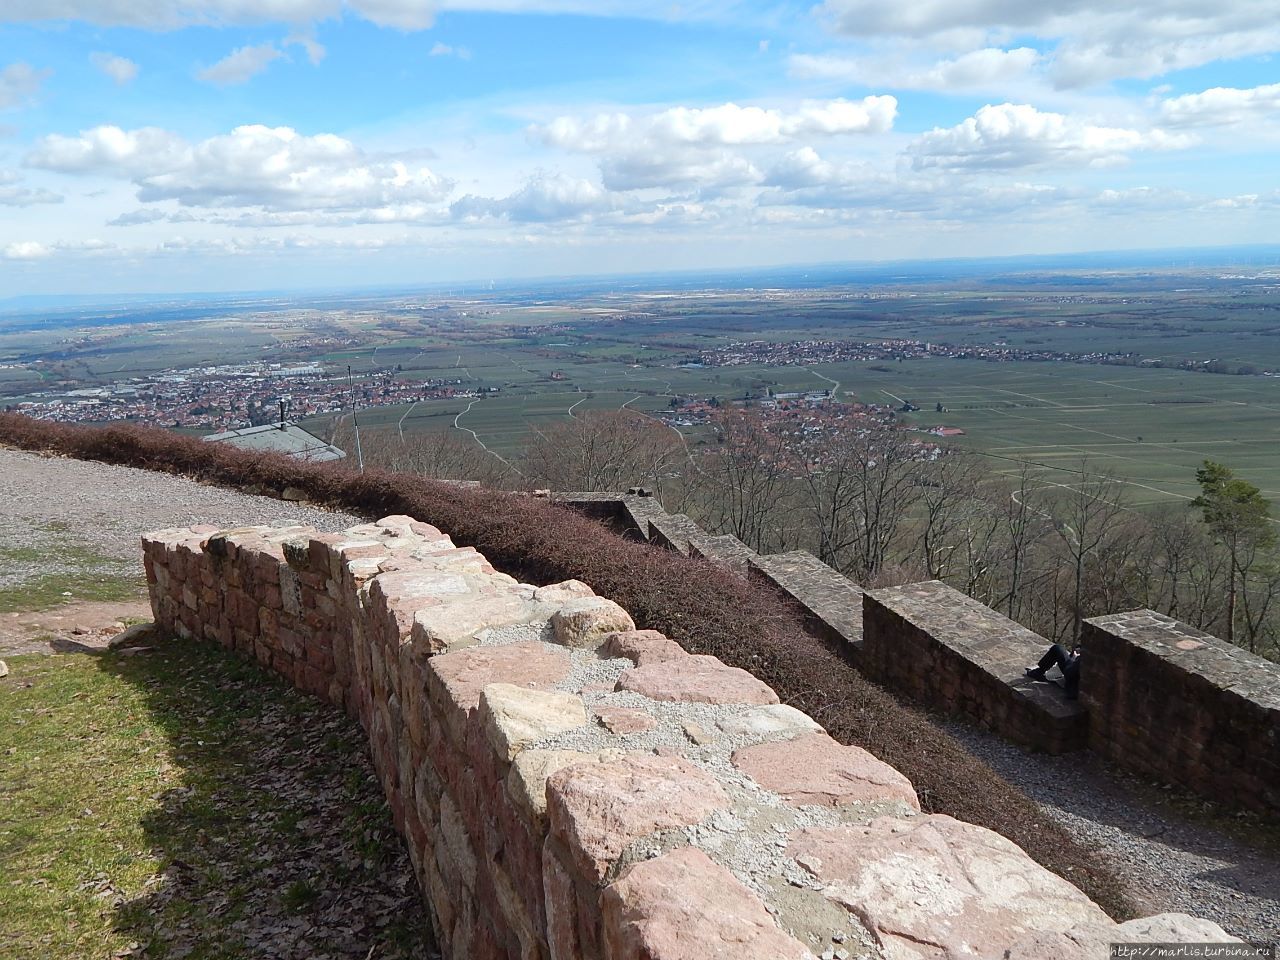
[800,426,922,583]
[1053,462,1127,638]
[521,410,684,495]
[697,408,797,552]
[1192,460,1278,648]
[992,464,1052,622]
[911,453,988,580]
[359,427,513,486]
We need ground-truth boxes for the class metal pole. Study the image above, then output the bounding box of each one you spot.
[348,364,364,473]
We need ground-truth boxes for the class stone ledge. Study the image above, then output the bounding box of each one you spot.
[142,518,1233,959]
[863,581,1088,755]
[1081,610,1280,816]
[747,551,864,652]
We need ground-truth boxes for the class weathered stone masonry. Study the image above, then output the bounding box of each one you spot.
[1082,610,1280,816]
[862,581,1088,755]
[555,491,1280,818]
[143,517,1233,960]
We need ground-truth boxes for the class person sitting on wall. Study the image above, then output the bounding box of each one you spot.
[1025,643,1081,699]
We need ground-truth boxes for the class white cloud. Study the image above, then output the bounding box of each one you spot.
[0,62,50,110]
[790,47,1039,93]
[0,1,359,30]
[758,147,1082,226]
[601,150,760,192]
[0,185,62,206]
[27,125,188,175]
[346,0,433,30]
[0,170,62,206]
[285,28,327,64]
[3,240,53,260]
[107,208,169,225]
[198,43,284,85]
[908,103,1195,171]
[28,124,454,215]
[531,99,895,197]
[816,0,1280,87]
[429,41,471,58]
[540,98,896,153]
[452,172,609,223]
[0,1,673,32]
[1159,82,1280,128]
[90,52,139,84]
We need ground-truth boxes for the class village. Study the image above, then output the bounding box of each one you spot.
[7,364,479,431]
[692,337,1141,368]
[657,388,952,463]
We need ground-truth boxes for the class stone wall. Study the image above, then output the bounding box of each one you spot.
[1081,610,1280,816]
[862,582,1088,755]
[142,517,1233,959]
[552,492,1278,818]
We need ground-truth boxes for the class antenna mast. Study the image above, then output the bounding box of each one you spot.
[348,365,365,473]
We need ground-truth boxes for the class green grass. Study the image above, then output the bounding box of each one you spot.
[0,641,432,960]
[0,543,145,613]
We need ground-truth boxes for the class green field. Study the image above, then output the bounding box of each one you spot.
[833,359,1280,506]
[315,350,1280,507]
[6,272,1280,505]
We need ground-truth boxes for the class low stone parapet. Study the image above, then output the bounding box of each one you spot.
[748,551,865,654]
[862,581,1088,755]
[1081,610,1280,817]
[142,519,1231,959]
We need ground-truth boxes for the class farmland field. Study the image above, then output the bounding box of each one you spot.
[4,263,1280,506]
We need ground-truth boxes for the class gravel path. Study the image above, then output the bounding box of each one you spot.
[943,719,1280,944]
[0,446,362,577]
[0,447,364,653]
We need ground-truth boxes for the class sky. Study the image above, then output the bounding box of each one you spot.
[1,1,1278,295]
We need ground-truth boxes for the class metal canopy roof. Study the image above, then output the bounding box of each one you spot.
[201,421,347,462]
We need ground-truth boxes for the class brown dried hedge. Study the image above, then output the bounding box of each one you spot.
[0,413,1135,918]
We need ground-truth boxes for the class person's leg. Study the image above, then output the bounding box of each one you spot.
[1063,658,1080,699]
[1026,644,1070,680]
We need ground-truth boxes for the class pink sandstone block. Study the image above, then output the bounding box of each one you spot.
[546,753,730,881]
[428,641,572,731]
[617,654,779,705]
[787,815,1112,959]
[594,706,659,735]
[602,847,813,960]
[731,732,920,810]
[599,630,688,666]
[1005,914,1238,960]
[543,842,584,960]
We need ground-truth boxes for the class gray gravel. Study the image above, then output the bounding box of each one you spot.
[942,718,1280,944]
[0,446,363,593]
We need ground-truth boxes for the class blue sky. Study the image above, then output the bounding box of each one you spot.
[1,1,1278,294]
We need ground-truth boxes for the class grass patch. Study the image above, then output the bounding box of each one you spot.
[0,640,433,960]
[0,573,145,614]
[0,542,145,613]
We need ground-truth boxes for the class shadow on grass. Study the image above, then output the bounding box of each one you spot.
[94,638,437,960]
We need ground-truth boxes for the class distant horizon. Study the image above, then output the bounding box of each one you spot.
[4,3,1279,297]
[5,241,1280,314]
